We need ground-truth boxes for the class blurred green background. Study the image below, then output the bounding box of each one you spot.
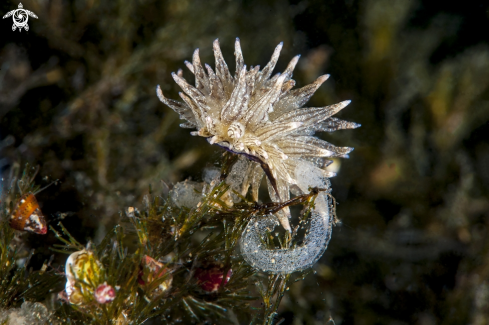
[1,0,489,324]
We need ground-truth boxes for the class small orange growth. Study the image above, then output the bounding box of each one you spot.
[10,193,47,235]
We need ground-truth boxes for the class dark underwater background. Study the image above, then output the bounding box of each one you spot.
[1,0,489,324]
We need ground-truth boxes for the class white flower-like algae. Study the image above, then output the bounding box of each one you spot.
[239,161,333,273]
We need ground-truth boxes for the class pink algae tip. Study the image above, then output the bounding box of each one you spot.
[94,282,116,304]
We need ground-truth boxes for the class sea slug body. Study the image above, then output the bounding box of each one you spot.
[157,38,358,273]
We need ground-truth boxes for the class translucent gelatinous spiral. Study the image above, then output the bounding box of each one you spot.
[239,161,333,273]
